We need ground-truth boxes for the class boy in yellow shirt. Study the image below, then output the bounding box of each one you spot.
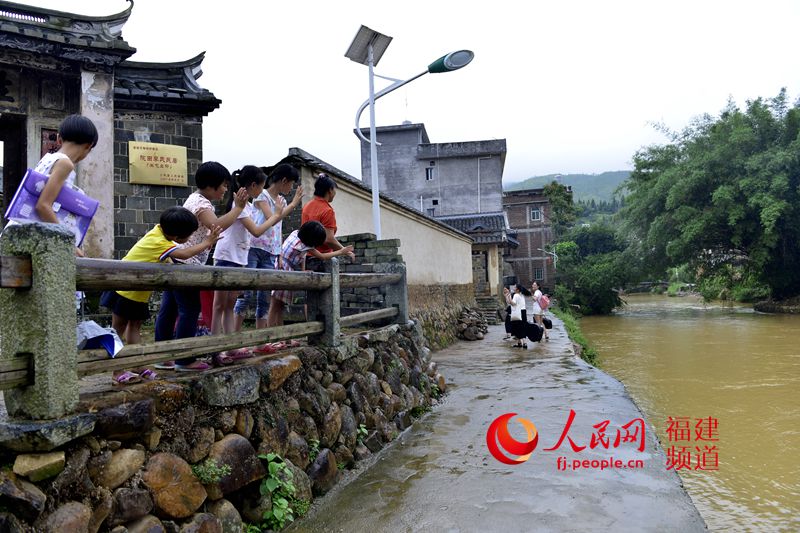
[100,206,221,384]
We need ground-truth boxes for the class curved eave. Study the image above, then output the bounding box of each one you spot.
[121,51,205,73]
[113,92,221,116]
[0,0,133,26]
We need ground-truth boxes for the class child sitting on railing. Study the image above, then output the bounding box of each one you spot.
[100,207,221,384]
[266,220,353,328]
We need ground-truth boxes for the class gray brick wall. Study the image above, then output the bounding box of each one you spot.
[112,113,204,258]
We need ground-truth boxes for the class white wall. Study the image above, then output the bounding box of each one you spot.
[300,172,473,286]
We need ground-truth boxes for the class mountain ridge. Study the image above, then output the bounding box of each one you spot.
[504,171,630,202]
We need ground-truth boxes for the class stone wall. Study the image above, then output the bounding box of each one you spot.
[336,232,475,350]
[0,323,443,531]
[408,283,475,351]
[111,112,204,258]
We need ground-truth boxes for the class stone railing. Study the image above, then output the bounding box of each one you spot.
[0,222,408,420]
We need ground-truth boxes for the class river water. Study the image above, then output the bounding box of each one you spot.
[580,294,800,532]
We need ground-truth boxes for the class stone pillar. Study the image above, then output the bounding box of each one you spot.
[79,70,115,258]
[0,223,79,419]
[308,257,340,346]
[382,262,409,325]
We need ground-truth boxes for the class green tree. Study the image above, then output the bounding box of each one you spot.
[554,224,632,314]
[621,90,800,299]
[543,181,578,239]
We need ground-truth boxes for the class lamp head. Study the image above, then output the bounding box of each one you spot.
[427,50,474,74]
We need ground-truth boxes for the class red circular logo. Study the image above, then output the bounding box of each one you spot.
[486,412,539,465]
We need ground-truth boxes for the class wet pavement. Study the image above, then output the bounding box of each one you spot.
[293,318,706,532]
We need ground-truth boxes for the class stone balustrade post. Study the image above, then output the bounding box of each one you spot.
[0,222,79,419]
[383,262,409,325]
[307,257,340,346]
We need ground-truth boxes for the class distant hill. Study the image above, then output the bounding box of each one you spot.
[504,171,630,202]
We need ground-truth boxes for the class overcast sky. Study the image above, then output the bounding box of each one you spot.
[13,0,800,184]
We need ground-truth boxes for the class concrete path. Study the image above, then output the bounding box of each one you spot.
[294,319,706,532]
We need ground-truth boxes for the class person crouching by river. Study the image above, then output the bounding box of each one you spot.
[504,284,530,349]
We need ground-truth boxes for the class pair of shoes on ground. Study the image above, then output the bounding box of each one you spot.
[513,342,528,349]
[113,368,158,385]
[213,348,253,366]
[176,360,212,372]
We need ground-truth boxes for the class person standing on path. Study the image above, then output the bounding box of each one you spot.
[531,281,549,341]
[504,284,529,348]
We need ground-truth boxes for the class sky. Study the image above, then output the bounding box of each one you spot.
[11,0,800,184]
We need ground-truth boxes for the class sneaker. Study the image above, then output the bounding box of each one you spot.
[154,361,175,370]
[175,360,211,372]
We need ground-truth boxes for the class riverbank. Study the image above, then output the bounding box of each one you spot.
[293,320,706,532]
[754,295,800,313]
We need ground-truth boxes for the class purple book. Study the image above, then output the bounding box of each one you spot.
[3,168,99,247]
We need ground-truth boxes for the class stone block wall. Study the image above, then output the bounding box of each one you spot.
[0,323,444,531]
[111,112,205,258]
[408,283,475,351]
[338,233,403,317]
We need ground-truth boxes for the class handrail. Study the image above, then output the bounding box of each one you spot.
[0,223,409,418]
[0,256,404,291]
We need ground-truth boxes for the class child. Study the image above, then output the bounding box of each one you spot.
[266,220,354,328]
[100,206,221,384]
[153,162,248,372]
[211,166,286,363]
[4,115,98,255]
[233,164,303,330]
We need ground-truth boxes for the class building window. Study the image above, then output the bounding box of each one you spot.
[432,199,439,206]
[425,167,435,181]
[430,161,436,166]
[534,267,544,280]
[426,208,436,216]
[530,207,541,221]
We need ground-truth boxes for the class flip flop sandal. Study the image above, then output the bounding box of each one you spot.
[175,360,212,372]
[154,361,175,370]
[139,369,158,381]
[270,342,287,350]
[212,353,234,366]
[253,343,278,354]
[225,348,253,361]
[113,371,141,385]
[287,340,301,348]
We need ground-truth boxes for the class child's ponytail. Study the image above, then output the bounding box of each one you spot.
[224,165,267,212]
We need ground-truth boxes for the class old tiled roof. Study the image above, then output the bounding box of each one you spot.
[0,0,136,61]
[114,53,221,115]
[280,147,471,241]
[435,211,517,247]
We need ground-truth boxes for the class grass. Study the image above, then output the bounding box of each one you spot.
[550,307,599,366]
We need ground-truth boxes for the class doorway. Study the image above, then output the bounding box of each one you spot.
[0,113,26,223]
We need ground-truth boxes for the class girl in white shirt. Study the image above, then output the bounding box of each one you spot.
[211,166,284,348]
[531,281,549,341]
[504,284,530,348]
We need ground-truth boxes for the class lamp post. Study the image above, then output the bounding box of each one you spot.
[537,247,558,270]
[345,25,473,239]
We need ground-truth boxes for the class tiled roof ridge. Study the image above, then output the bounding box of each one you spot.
[0,0,134,48]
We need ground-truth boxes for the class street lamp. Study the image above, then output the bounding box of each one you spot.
[345,25,473,239]
[537,247,558,270]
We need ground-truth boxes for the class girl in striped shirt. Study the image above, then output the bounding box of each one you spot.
[266,220,353,327]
